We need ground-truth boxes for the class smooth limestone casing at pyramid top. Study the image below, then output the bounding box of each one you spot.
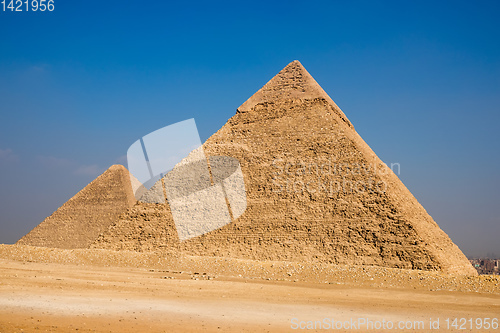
[91,60,476,275]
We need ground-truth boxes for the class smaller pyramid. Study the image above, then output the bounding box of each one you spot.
[17,165,136,249]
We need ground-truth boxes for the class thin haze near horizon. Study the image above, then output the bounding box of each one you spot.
[0,1,498,258]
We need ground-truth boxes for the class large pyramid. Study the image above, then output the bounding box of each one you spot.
[91,60,475,275]
[17,165,136,249]
[19,61,476,275]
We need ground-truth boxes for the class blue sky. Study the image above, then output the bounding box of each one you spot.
[0,0,499,257]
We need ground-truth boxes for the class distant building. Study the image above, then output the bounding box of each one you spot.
[469,258,499,275]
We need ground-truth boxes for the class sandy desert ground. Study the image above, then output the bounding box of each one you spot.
[0,245,499,332]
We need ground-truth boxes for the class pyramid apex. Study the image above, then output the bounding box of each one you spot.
[280,60,308,75]
[237,60,322,112]
[237,60,352,127]
[108,164,128,172]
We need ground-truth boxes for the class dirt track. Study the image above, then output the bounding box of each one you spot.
[0,245,499,332]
